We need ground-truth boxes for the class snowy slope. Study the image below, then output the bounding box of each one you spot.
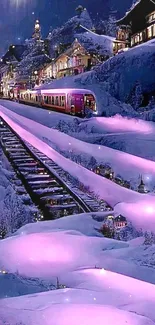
[14,212,110,237]
[0,105,155,232]
[1,299,153,325]
[94,39,155,102]
[0,105,155,190]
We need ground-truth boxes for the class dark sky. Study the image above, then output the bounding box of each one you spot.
[0,0,132,56]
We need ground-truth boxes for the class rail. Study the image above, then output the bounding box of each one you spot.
[0,117,104,219]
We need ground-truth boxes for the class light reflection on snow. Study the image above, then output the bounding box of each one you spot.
[95,115,154,134]
[145,206,155,214]
[99,268,106,275]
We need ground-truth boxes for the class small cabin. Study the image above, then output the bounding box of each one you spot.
[114,215,127,229]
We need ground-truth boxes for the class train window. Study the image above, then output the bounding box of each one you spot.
[48,96,51,104]
[36,96,38,102]
[30,94,32,100]
[44,96,48,104]
[52,96,54,105]
[55,96,59,106]
[61,95,65,106]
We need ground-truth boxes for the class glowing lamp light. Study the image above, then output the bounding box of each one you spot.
[99,268,106,275]
[145,206,155,214]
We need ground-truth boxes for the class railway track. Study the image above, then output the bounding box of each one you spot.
[0,117,108,221]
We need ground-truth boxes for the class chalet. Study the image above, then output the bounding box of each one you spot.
[114,215,127,229]
[52,38,102,79]
[40,35,112,82]
[116,0,155,50]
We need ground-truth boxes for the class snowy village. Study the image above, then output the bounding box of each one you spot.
[0,0,155,324]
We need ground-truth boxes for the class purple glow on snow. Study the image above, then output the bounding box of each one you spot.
[95,115,154,134]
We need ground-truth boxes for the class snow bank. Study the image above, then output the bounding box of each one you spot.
[0,301,153,325]
[0,231,127,278]
[14,212,110,237]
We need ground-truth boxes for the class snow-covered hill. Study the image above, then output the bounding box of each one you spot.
[0,215,155,324]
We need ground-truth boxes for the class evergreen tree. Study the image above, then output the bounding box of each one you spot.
[147,97,155,110]
[87,156,97,170]
[144,231,152,245]
[104,14,117,37]
[75,5,84,15]
[129,81,144,110]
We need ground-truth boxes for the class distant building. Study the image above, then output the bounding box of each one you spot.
[0,44,26,97]
[114,215,127,229]
[137,175,146,193]
[113,25,131,54]
[32,20,41,40]
[115,0,155,51]
[94,164,114,180]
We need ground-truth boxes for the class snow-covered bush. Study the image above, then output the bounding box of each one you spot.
[144,231,155,245]
[127,81,144,110]
[119,222,143,241]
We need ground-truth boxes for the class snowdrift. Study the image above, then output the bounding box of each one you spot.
[94,39,155,102]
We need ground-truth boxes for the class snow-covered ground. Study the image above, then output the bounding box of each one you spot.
[0,216,155,324]
[0,105,155,232]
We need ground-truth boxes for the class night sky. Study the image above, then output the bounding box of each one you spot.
[0,0,131,56]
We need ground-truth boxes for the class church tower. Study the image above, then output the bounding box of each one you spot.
[138,175,145,193]
[32,20,41,40]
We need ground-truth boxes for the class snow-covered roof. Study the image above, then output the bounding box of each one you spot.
[116,0,152,24]
[39,88,95,95]
[75,30,114,56]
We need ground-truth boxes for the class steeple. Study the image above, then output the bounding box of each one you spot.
[32,20,41,40]
[138,175,145,193]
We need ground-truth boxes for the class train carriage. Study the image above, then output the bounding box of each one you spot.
[18,88,97,116]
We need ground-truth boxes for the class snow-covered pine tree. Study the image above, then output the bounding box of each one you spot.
[79,7,93,30]
[147,96,155,110]
[75,5,84,15]
[104,14,117,37]
[119,222,143,241]
[144,231,152,245]
[129,81,144,110]
[87,156,97,170]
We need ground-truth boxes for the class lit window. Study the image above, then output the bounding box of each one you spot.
[135,34,140,43]
[139,32,143,42]
[131,37,134,46]
[147,26,152,38]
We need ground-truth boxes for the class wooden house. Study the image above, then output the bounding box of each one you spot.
[116,0,155,49]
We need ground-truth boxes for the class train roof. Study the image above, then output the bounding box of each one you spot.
[36,88,95,95]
